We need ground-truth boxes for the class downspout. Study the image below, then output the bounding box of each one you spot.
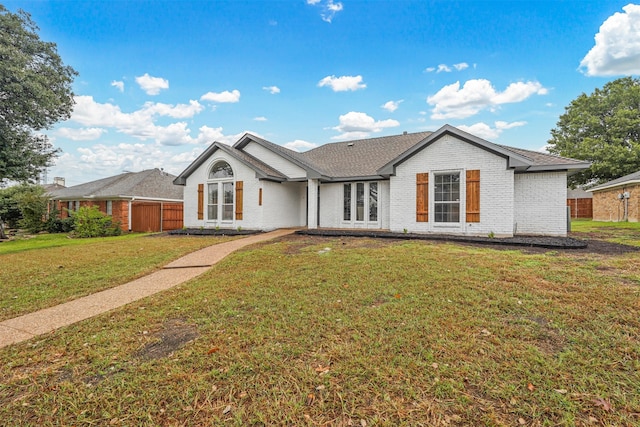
[128,198,134,231]
[160,201,164,232]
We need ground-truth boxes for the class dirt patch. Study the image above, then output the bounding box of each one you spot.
[135,318,199,361]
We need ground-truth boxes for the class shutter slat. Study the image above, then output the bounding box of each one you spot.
[235,181,243,220]
[197,184,204,220]
[466,170,480,223]
[416,173,429,222]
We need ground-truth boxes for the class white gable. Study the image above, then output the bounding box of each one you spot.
[242,141,307,179]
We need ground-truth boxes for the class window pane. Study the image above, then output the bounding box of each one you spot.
[222,182,234,220]
[208,184,218,220]
[209,161,233,179]
[223,182,233,204]
[356,183,364,221]
[434,173,460,222]
[369,182,378,222]
[343,184,351,221]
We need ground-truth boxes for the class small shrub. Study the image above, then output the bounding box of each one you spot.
[71,206,122,238]
[488,231,495,238]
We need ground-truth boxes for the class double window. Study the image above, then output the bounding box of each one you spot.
[344,182,378,223]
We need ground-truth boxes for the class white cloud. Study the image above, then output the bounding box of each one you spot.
[427,79,548,119]
[111,80,124,92]
[381,99,403,112]
[457,120,527,140]
[135,73,169,95]
[425,63,469,73]
[201,89,241,103]
[142,100,204,118]
[283,139,317,152]
[253,116,268,121]
[69,96,209,146]
[332,111,400,140]
[57,127,107,141]
[262,85,281,94]
[580,4,640,76]
[318,75,366,92]
[308,0,343,23]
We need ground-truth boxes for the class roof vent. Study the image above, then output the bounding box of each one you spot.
[403,131,408,135]
[347,142,354,146]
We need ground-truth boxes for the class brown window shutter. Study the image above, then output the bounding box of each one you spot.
[466,170,480,223]
[197,184,204,220]
[416,172,429,222]
[258,188,262,206]
[235,181,243,220]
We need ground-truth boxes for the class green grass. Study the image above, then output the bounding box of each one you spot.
[0,233,237,321]
[1,234,639,426]
[570,219,640,246]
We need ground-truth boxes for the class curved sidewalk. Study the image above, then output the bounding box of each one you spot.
[0,228,296,349]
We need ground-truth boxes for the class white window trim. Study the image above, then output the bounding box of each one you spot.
[342,181,380,227]
[206,159,235,224]
[432,169,463,226]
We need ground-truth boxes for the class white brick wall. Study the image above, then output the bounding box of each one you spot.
[514,172,567,236]
[261,181,307,230]
[390,135,515,236]
[243,142,307,179]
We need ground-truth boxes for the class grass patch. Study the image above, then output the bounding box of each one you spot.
[0,235,638,425]
[0,233,237,321]
[570,219,640,246]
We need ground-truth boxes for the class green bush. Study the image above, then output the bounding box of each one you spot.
[71,206,121,238]
[45,215,75,233]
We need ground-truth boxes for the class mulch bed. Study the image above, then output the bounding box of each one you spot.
[297,229,640,255]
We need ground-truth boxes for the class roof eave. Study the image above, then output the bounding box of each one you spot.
[587,179,640,192]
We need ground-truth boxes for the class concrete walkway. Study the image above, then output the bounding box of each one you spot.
[0,229,296,349]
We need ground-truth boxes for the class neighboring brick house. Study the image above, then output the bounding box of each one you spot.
[587,170,640,222]
[174,125,590,237]
[49,169,184,232]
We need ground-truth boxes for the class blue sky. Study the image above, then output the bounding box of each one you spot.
[4,1,639,185]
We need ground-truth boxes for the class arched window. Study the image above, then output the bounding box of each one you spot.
[209,161,233,179]
[207,161,234,221]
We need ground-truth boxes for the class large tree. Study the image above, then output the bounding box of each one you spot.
[547,77,640,187]
[0,5,77,185]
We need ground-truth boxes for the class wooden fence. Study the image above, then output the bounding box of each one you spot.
[567,198,592,219]
[131,202,183,232]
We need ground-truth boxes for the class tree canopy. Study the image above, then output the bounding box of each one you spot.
[547,77,640,187]
[0,5,77,185]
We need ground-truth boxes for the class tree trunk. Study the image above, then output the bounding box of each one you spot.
[0,219,7,239]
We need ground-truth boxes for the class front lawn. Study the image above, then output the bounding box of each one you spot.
[570,219,640,246]
[0,233,237,321]
[1,234,638,426]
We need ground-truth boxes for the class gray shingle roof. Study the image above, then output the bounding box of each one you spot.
[50,169,183,200]
[588,170,640,192]
[495,144,590,168]
[300,131,433,179]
